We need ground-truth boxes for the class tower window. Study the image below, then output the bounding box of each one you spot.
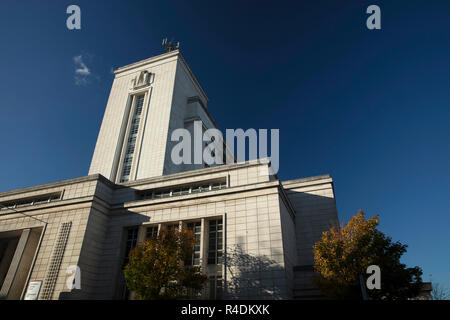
[120,94,145,183]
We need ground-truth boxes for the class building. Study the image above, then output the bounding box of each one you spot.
[0,49,339,300]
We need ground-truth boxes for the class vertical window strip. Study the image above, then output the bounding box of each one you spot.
[209,275,223,300]
[207,219,223,265]
[120,95,145,183]
[207,218,223,299]
[185,222,201,266]
[123,227,139,267]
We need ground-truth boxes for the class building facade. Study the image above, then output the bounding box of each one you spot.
[0,50,338,300]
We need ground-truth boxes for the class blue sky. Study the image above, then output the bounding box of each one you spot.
[0,1,449,289]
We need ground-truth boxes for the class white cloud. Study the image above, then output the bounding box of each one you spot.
[73,55,91,85]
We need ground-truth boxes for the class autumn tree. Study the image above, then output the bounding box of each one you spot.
[123,228,207,299]
[313,210,423,300]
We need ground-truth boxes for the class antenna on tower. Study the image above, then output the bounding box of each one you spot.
[162,38,180,52]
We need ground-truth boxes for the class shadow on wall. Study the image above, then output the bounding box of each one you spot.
[58,209,151,300]
[283,188,339,299]
[284,188,339,264]
[225,244,284,299]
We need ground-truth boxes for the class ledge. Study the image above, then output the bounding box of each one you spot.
[117,158,271,189]
[0,174,114,199]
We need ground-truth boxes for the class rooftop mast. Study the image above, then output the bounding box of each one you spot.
[162,38,179,52]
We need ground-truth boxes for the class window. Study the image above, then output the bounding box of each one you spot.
[139,190,152,200]
[123,155,133,164]
[167,223,179,232]
[209,275,223,300]
[207,219,223,265]
[122,165,131,177]
[123,227,138,267]
[0,192,61,210]
[153,191,162,199]
[207,219,223,299]
[191,186,201,194]
[121,227,139,300]
[145,226,158,240]
[171,188,182,197]
[130,126,139,135]
[135,180,228,201]
[211,181,227,190]
[180,187,190,195]
[161,190,171,198]
[120,94,145,183]
[185,222,201,266]
[118,219,224,299]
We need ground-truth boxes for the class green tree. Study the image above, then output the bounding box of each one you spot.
[313,210,423,300]
[123,228,207,299]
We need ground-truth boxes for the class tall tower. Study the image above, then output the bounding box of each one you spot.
[89,49,221,183]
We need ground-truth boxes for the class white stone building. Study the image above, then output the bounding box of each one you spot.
[0,49,338,300]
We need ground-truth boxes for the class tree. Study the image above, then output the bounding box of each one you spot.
[431,283,450,300]
[313,210,423,300]
[123,228,207,299]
